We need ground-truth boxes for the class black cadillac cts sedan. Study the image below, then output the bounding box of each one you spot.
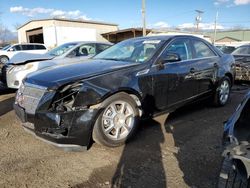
[14,35,235,149]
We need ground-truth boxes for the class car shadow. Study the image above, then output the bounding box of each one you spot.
[163,94,243,188]
[110,118,167,188]
[0,96,15,116]
[73,118,167,188]
[163,99,222,187]
[0,81,16,95]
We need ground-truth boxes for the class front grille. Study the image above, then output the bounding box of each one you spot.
[18,83,46,114]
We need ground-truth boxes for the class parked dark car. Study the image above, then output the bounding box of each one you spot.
[218,91,250,188]
[232,44,250,81]
[14,35,235,149]
[216,45,236,54]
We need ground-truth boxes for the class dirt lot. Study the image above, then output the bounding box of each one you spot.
[0,84,249,188]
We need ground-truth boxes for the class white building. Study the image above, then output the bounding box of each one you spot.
[17,18,118,49]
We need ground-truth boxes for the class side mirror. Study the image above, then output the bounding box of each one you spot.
[161,52,181,63]
[8,48,14,52]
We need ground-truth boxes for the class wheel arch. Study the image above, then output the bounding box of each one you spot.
[91,89,141,147]
[99,88,143,116]
[233,158,249,180]
[0,55,9,63]
[225,72,234,86]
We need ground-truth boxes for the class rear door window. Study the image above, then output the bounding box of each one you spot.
[192,40,216,58]
[35,45,46,50]
[21,45,35,50]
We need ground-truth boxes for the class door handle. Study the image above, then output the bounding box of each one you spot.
[190,68,195,73]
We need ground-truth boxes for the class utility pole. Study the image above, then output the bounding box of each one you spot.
[213,11,219,45]
[195,10,204,31]
[142,0,146,36]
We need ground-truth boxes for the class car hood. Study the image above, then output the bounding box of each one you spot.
[11,56,93,71]
[8,52,53,65]
[25,59,139,89]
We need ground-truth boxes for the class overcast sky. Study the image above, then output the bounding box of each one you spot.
[0,0,250,31]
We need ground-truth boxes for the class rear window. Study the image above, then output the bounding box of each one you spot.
[21,45,35,50]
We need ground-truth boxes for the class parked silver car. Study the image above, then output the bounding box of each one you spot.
[2,41,112,89]
[0,43,47,63]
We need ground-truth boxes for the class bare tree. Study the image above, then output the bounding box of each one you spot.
[0,23,10,44]
[0,14,17,45]
[13,23,21,31]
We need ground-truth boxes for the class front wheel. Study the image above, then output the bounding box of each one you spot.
[214,76,231,106]
[0,56,9,64]
[93,93,139,147]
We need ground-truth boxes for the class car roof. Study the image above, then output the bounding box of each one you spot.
[126,35,207,42]
[12,43,46,46]
[61,41,113,45]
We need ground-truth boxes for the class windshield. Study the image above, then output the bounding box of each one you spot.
[48,43,78,56]
[2,45,11,51]
[94,38,166,63]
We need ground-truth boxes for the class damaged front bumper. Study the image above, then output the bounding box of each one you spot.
[14,103,99,150]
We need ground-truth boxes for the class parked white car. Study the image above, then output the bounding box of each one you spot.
[2,41,112,89]
[0,43,47,64]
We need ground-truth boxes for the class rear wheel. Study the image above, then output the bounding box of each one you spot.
[0,56,9,64]
[93,93,139,147]
[214,76,231,106]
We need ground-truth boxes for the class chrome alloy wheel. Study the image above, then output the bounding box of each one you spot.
[101,101,135,141]
[0,56,8,64]
[219,80,230,104]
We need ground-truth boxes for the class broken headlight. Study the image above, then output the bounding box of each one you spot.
[52,82,83,112]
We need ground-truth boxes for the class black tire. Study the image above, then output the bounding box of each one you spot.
[0,56,9,64]
[218,157,250,188]
[214,76,231,106]
[93,92,140,147]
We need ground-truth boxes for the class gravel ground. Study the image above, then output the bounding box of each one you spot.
[0,84,249,188]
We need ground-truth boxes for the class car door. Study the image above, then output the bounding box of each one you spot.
[191,39,220,95]
[151,37,198,110]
